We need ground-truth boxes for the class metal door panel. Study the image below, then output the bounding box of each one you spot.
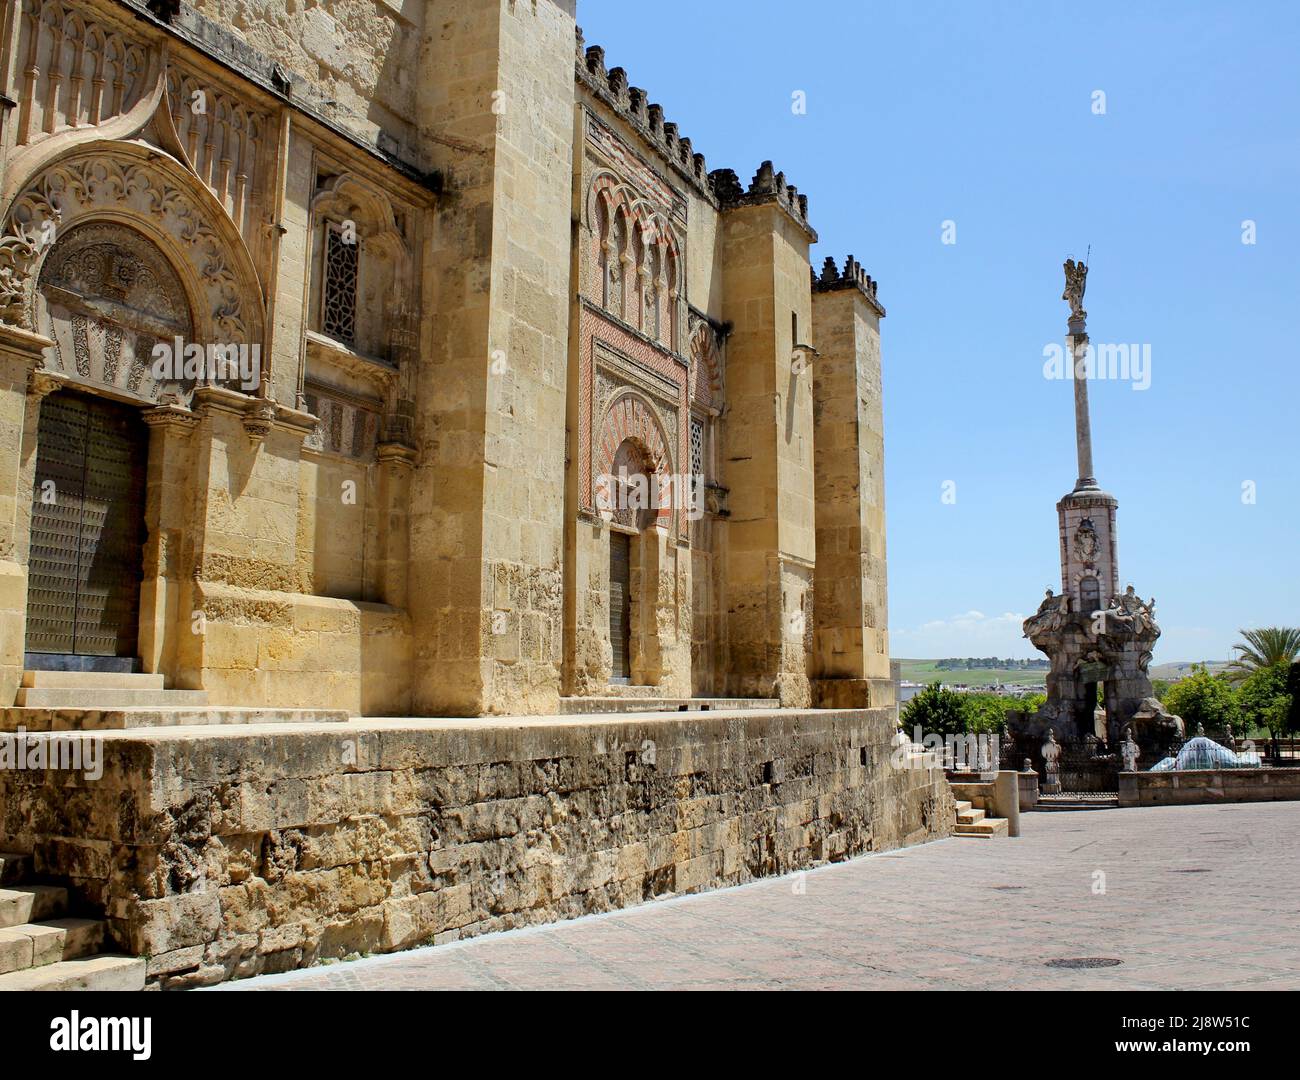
[609,532,631,680]
[26,391,145,659]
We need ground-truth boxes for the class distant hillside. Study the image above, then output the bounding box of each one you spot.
[896,659,1047,687]
[1150,661,1232,681]
[896,658,1232,687]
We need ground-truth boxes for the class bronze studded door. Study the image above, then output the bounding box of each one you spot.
[26,391,147,659]
[609,532,631,681]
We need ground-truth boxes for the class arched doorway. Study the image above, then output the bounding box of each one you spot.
[607,438,659,683]
[24,222,192,667]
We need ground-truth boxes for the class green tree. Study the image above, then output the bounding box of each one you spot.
[1237,662,1293,739]
[1227,627,1300,682]
[965,693,1015,734]
[900,682,972,736]
[1163,664,1241,735]
[1018,692,1047,716]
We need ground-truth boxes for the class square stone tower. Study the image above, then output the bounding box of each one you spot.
[809,256,893,708]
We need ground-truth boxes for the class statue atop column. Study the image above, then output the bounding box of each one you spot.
[1062,257,1088,321]
[1010,259,1183,766]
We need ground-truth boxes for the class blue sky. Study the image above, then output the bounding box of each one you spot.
[578,0,1299,662]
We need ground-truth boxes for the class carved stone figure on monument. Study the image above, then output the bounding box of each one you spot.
[1041,730,1062,794]
[1074,518,1100,562]
[1062,257,1088,319]
[1121,727,1140,772]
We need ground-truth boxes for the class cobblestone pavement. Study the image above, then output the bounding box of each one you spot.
[220,802,1300,991]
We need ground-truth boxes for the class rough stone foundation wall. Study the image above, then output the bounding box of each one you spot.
[0,707,951,987]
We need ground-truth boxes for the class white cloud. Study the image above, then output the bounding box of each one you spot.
[890,610,1034,658]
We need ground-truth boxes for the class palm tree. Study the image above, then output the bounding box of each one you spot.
[1227,627,1300,682]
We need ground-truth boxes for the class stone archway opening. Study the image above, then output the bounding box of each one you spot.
[605,436,668,687]
[24,219,197,670]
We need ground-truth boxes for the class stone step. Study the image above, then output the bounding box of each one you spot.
[0,918,104,974]
[0,885,67,929]
[953,800,973,815]
[954,817,1010,838]
[956,807,986,824]
[21,670,165,690]
[15,687,210,708]
[558,696,782,715]
[0,852,31,886]
[0,707,351,731]
[0,953,145,991]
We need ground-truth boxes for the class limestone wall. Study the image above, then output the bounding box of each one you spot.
[181,0,427,166]
[0,707,953,987]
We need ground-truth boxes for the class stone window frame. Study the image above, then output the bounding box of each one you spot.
[307,169,414,365]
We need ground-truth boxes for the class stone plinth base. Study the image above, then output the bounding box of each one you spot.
[811,677,896,710]
[1119,768,1300,807]
[0,707,952,987]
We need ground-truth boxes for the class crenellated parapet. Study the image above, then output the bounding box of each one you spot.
[811,255,885,316]
[575,29,815,238]
[576,29,712,202]
[708,162,817,241]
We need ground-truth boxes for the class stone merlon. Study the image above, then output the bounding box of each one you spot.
[576,29,813,237]
[812,255,885,316]
[708,162,817,241]
[576,30,711,198]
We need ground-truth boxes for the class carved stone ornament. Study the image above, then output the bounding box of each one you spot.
[1,148,262,348]
[1073,517,1100,563]
[1062,257,1088,320]
[242,399,278,447]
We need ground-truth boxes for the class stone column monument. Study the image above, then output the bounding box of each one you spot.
[1018,260,1183,760]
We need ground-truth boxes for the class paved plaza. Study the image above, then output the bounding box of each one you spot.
[221,802,1300,992]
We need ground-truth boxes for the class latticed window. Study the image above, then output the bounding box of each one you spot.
[322,224,359,343]
[690,416,705,494]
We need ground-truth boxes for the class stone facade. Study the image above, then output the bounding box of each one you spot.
[0,708,953,986]
[0,0,895,716]
[0,1,954,988]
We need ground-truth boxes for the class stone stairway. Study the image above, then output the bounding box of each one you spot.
[953,799,1009,839]
[0,851,144,990]
[15,669,207,708]
[3,670,349,730]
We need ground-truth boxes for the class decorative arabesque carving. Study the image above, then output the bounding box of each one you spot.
[688,314,723,406]
[37,220,196,403]
[0,151,253,341]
